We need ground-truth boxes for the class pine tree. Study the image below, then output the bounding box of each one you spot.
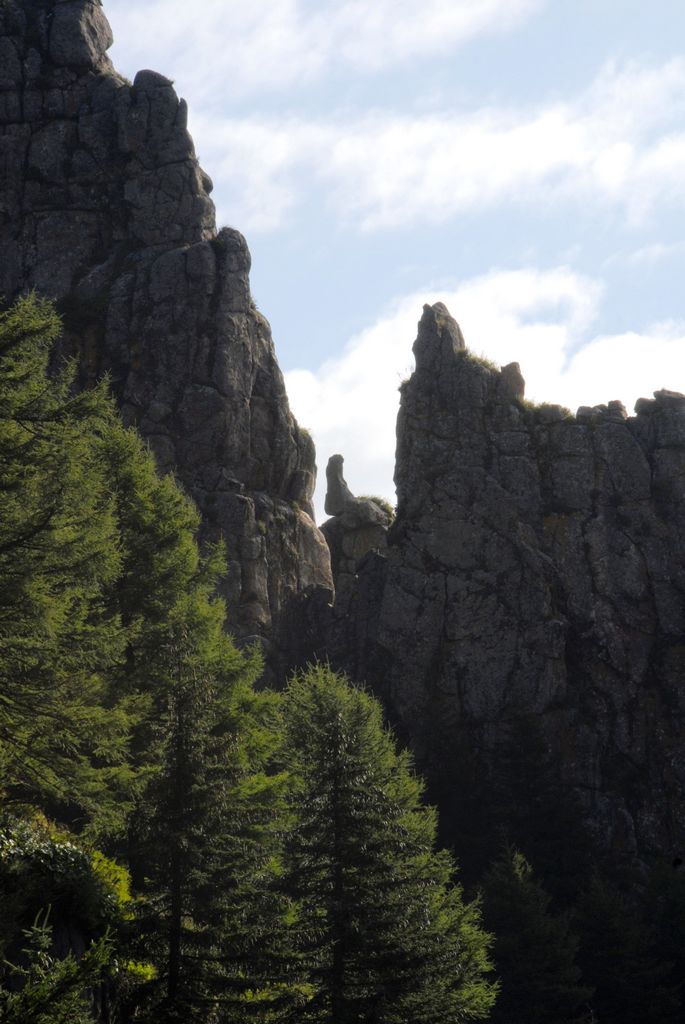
[96,418,206,675]
[0,911,113,1024]
[0,295,133,830]
[132,581,303,1023]
[281,664,497,1024]
[481,849,591,1024]
[93,415,217,793]
[576,873,681,1024]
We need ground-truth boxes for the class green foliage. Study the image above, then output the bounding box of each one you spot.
[540,401,574,419]
[576,873,681,1024]
[281,664,497,1023]
[482,849,591,1024]
[0,910,113,1024]
[457,349,499,372]
[97,420,203,647]
[90,849,133,917]
[0,816,135,963]
[359,495,395,520]
[515,397,574,419]
[128,576,305,1022]
[0,295,135,831]
[0,294,238,834]
[0,296,266,1019]
[0,295,307,1022]
[0,818,151,1022]
[0,818,107,928]
[95,417,227,792]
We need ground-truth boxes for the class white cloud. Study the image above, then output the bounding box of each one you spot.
[624,240,685,266]
[194,118,323,232]
[324,0,545,71]
[189,59,685,232]
[285,268,685,521]
[553,322,685,412]
[106,0,545,103]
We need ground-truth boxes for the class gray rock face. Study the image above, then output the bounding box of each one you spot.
[1,0,332,651]
[321,454,392,612]
[329,303,685,863]
[324,453,356,516]
[49,0,113,67]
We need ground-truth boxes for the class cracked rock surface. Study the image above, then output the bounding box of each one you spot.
[0,0,332,656]
[328,302,685,862]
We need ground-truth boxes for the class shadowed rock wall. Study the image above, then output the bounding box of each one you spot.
[325,303,685,864]
[0,0,332,656]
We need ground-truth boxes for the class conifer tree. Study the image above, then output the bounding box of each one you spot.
[281,664,497,1024]
[93,415,218,791]
[0,912,113,1024]
[96,419,207,677]
[481,849,591,1024]
[132,583,302,1023]
[0,295,133,830]
[576,873,681,1024]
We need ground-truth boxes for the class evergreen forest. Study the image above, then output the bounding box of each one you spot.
[1,295,684,1022]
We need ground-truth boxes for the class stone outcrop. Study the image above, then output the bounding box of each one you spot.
[320,454,392,611]
[326,303,685,864]
[324,454,357,517]
[0,0,332,656]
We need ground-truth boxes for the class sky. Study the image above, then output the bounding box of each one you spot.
[105,0,685,520]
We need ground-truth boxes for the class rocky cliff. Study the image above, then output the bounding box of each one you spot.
[0,0,332,655]
[322,303,685,866]
[4,1,684,871]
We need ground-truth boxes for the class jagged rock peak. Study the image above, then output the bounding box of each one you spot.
[1,0,333,656]
[412,301,466,372]
[1,1,114,74]
[410,302,526,407]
